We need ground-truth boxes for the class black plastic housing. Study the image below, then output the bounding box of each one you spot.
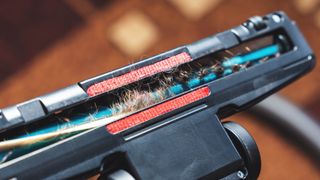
[0,11,315,179]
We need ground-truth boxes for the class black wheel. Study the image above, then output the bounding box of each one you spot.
[223,121,261,180]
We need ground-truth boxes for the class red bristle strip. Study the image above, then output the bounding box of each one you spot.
[106,87,211,134]
[86,52,191,96]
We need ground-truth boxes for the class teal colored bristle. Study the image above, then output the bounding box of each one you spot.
[16,107,113,139]
[222,44,279,68]
[93,108,113,119]
[0,131,79,162]
[168,84,185,95]
[0,152,9,163]
[202,73,217,83]
[222,56,242,68]
[0,107,118,162]
[151,91,162,99]
[223,69,233,76]
[186,78,201,88]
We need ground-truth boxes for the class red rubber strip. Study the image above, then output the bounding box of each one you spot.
[106,87,210,134]
[87,52,191,96]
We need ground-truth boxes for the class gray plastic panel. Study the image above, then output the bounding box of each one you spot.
[0,106,24,131]
[0,84,88,131]
[187,31,239,59]
[39,84,88,113]
[17,99,46,123]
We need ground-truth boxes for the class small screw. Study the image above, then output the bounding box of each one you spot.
[237,170,246,179]
[272,14,282,23]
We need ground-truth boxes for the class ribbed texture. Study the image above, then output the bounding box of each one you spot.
[87,52,191,96]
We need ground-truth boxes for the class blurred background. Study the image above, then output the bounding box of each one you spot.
[0,0,319,179]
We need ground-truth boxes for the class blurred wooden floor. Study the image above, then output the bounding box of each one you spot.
[0,0,319,179]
